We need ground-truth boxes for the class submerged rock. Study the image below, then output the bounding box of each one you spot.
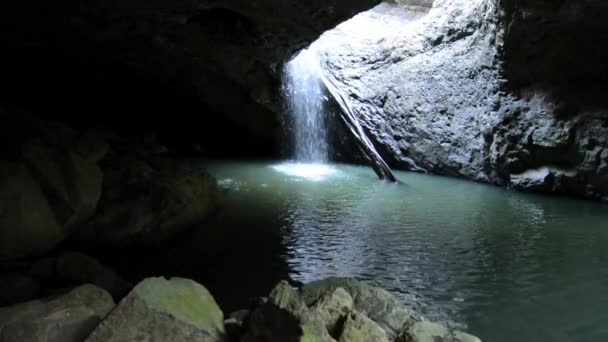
[86,277,224,342]
[0,284,114,342]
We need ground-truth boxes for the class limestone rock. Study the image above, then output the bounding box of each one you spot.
[0,162,64,259]
[338,311,389,342]
[399,321,481,342]
[0,284,115,342]
[302,277,414,339]
[85,277,224,342]
[316,0,608,200]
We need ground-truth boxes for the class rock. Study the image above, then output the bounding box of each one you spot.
[0,284,115,342]
[85,277,224,342]
[398,321,481,342]
[241,303,304,342]
[268,280,309,320]
[338,311,389,342]
[0,274,40,306]
[302,277,414,339]
[22,141,103,230]
[311,287,354,336]
[0,161,64,259]
[314,0,608,200]
[244,281,337,342]
[29,252,131,300]
[81,156,219,245]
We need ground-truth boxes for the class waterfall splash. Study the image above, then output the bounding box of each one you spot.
[282,47,329,162]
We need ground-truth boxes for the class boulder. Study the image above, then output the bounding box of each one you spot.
[0,162,64,259]
[0,274,40,306]
[85,277,224,342]
[338,311,389,342]
[0,284,115,342]
[398,321,481,342]
[81,156,219,245]
[310,287,354,336]
[29,252,132,300]
[22,141,103,231]
[302,277,414,339]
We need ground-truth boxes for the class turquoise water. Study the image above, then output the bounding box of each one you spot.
[202,160,608,342]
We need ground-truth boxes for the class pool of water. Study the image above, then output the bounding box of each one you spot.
[201,160,608,342]
[102,160,608,342]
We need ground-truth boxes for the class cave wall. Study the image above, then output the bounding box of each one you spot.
[317,0,608,200]
[0,0,380,157]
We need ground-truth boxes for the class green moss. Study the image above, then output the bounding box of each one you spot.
[134,277,224,333]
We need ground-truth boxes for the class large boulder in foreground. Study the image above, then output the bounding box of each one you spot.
[0,284,114,342]
[86,277,224,342]
[80,155,219,245]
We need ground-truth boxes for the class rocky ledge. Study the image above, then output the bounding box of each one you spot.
[0,276,480,342]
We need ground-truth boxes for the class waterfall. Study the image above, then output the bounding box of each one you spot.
[282,47,329,162]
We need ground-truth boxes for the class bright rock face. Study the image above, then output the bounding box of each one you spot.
[315,0,608,201]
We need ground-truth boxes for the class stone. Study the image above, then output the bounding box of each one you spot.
[314,0,608,201]
[398,321,481,342]
[240,303,303,342]
[302,277,414,339]
[22,141,103,230]
[0,161,64,259]
[28,252,132,300]
[81,156,219,245]
[0,274,40,306]
[268,280,309,320]
[0,284,115,342]
[85,277,224,342]
[311,287,354,336]
[338,311,389,342]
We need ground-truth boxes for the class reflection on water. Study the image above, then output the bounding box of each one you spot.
[206,161,608,342]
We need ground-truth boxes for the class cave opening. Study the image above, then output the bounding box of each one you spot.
[1,1,608,342]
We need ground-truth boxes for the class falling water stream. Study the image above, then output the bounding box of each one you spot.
[282,47,329,162]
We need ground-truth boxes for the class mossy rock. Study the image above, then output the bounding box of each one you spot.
[86,277,224,342]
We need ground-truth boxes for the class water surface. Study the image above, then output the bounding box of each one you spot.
[205,160,608,342]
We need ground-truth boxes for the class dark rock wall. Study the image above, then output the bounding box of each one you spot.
[0,0,380,158]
